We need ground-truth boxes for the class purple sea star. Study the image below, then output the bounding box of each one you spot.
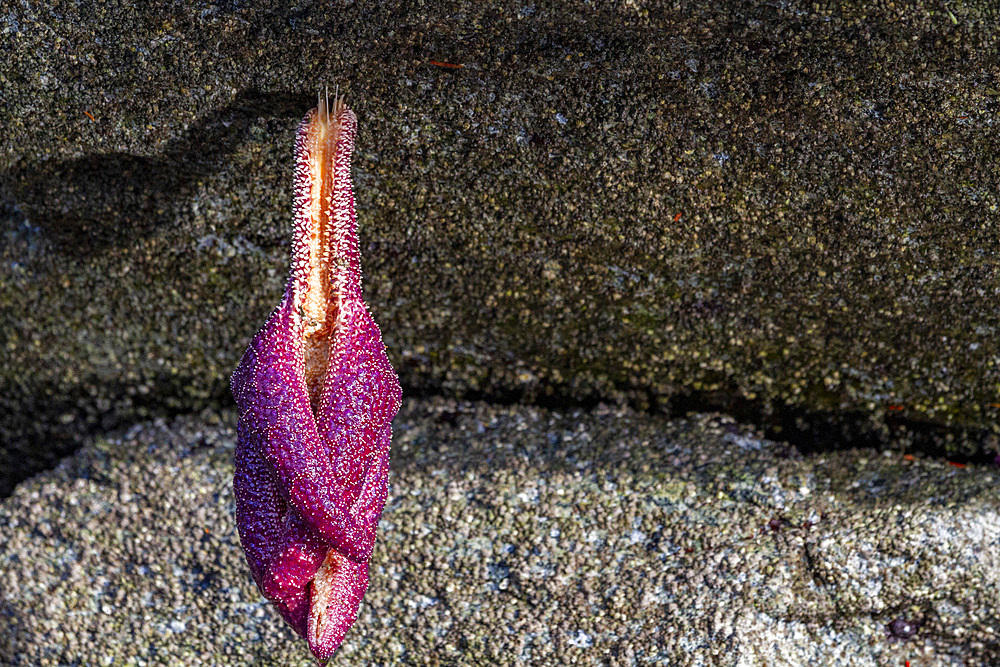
[230,92,401,663]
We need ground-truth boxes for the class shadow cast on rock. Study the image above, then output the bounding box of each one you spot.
[3,90,315,257]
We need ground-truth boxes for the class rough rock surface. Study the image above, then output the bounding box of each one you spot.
[1,1,999,492]
[2,398,998,665]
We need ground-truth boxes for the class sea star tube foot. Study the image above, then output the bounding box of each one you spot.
[231,91,401,663]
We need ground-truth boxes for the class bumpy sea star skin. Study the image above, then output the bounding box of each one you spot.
[230,93,401,663]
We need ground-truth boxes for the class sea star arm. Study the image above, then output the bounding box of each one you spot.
[234,304,388,564]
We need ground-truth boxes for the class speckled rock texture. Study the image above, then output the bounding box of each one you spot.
[1,398,998,666]
[1,1,998,492]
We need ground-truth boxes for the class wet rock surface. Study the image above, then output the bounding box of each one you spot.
[2,398,998,665]
[2,1,999,492]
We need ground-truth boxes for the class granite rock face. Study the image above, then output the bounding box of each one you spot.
[1,399,998,665]
[1,1,998,491]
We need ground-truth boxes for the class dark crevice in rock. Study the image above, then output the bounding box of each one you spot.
[0,377,232,498]
[666,389,997,463]
[2,376,996,500]
[420,382,998,464]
